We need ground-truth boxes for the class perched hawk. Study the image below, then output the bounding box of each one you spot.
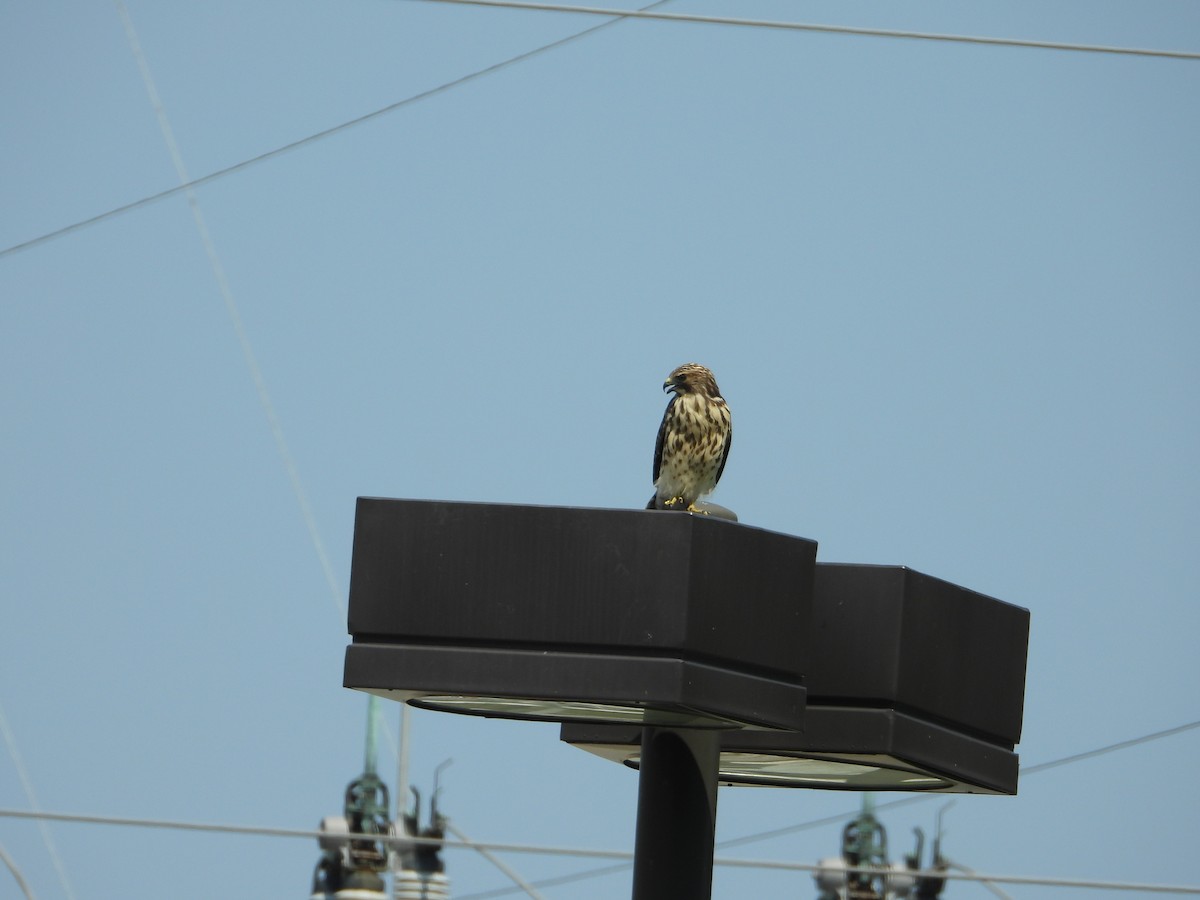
[647,363,733,512]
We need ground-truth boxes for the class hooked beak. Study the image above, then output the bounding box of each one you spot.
[662,378,676,394]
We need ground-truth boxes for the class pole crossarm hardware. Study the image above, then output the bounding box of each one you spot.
[343,498,1030,900]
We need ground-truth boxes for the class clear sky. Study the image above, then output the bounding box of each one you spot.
[2,1,1198,898]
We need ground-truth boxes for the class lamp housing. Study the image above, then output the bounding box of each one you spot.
[343,498,816,730]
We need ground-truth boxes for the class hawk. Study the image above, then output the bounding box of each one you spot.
[647,363,732,512]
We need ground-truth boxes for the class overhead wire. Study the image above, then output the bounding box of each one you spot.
[0,840,37,900]
[0,0,671,261]
[0,808,1198,894]
[0,720,1197,893]
[4,1,1197,263]
[708,856,1200,895]
[945,858,1016,900]
[0,701,76,900]
[1019,718,1200,776]
[446,823,547,899]
[456,797,939,898]
[407,0,1200,60]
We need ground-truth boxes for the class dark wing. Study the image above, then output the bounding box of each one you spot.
[651,395,675,484]
[713,420,732,486]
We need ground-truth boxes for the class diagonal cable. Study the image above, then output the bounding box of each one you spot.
[1,808,1199,894]
[0,716,1198,893]
[0,701,75,900]
[447,823,546,899]
[1019,719,1200,776]
[0,840,38,900]
[1,0,672,261]
[115,0,345,616]
[408,0,1200,60]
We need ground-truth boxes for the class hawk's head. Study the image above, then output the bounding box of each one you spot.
[664,363,723,400]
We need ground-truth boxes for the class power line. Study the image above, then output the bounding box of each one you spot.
[945,858,1015,900]
[0,808,1197,894]
[0,702,76,900]
[461,808,917,900]
[710,856,1200,895]
[408,0,1200,60]
[0,839,38,900]
[446,823,547,899]
[717,796,928,851]
[0,0,671,262]
[1020,718,1200,775]
[0,809,627,859]
[458,802,939,899]
[459,859,633,898]
[7,617,1180,896]
[5,1,1195,264]
[0,718,1197,894]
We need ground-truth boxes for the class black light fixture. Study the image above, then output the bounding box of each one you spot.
[343,498,815,731]
[343,498,1031,899]
[562,706,1015,794]
[562,563,1029,795]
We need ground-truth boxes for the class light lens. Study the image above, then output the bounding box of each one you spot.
[411,695,739,728]
[623,750,952,789]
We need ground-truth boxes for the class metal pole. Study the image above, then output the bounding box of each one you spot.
[631,726,721,900]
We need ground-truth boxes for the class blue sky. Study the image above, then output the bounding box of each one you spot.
[2,1,1198,897]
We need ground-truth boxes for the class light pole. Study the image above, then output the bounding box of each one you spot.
[630,727,722,899]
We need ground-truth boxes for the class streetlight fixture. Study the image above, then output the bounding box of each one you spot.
[563,563,1028,795]
[344,498,815,731]
[342,498,1030,900]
